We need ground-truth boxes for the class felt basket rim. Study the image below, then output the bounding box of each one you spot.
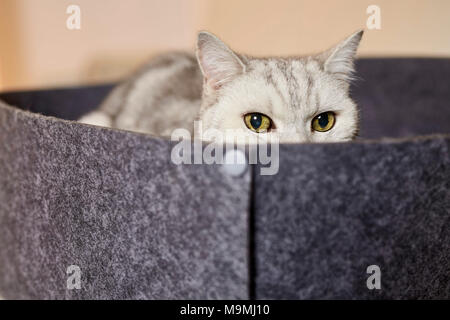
[1,99,449,148]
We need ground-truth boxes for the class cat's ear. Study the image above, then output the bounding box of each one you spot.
[317,30,363,82]
[196,31,246,90]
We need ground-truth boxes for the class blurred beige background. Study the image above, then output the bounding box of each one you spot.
[0,0,449,90]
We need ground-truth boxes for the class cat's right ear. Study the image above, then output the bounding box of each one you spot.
[196,31,246,90]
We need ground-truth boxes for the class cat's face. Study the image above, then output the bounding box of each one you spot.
[196,31,363,143]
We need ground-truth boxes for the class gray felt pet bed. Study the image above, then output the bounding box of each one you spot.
[0,59,449,299]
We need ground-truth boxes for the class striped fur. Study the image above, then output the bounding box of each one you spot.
[79,31,363,143]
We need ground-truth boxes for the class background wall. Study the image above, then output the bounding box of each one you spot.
[1,0,449,90]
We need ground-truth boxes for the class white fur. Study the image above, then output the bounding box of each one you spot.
[79,111,112,127]
[197,31,363,143]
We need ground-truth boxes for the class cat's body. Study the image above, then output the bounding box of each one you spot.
[80,31,363,143]
[82,52,203,136]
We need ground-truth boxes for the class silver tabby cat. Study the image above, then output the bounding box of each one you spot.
[79,30,363,143]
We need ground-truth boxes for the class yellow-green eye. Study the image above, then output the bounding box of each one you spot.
[244,113,272,133]
[312,112,336,132]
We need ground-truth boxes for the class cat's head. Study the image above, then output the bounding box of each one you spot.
[196,30,363,143]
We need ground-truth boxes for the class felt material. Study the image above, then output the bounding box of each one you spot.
[353,59,450,139]
[253,138,450,299]
[0,103,249,299]
[0,84,113,121]
[0,58,449,299]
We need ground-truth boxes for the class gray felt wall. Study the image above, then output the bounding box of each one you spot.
[0,59,449,299]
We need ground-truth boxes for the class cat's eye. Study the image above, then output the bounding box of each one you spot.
[244,113,272,133]
[312,112,336,132]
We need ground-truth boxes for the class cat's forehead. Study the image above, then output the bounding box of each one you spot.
[247,57,322,78]
[222,56,349,119]
[242,57,331,102]
[243,56,331,100]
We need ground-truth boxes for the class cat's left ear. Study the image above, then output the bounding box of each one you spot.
[196,31,246,90]
[317,30,364,82]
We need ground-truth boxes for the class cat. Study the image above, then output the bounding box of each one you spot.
[79,30,363,143]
